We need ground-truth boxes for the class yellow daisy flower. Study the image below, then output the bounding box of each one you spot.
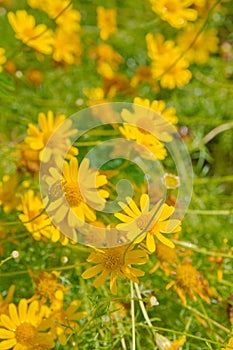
[0,299,54,349]
[53,28,82,65]
[146,33,175,61]
[19,190,69,245]
[8,10,54,55]
[151,49,192,89]
[133,97,178,125]
[121,102,174,142]
[89,43,123,71]
[150,0,198,28]
[29,270,68,306]
[97,7,118,41]
[28,0,81,32]
[45,157,109,229]
[0,47,6,72]
[177,22,219,64]
[119,123,167,160]
[25,110,78,164]
[115,194,181,252]
[166,261,213,305]
[82,244,148,294]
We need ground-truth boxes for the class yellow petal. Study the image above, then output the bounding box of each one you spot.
[155,232,175,248]
[115,212,133,223]
[140,194,149,212]
[0,338,16,349]
[93,270,109,288]
[28,301,39,325]
[146,233,156,253]
[0,315,16,331]
[81,264,103,279]
[18,299,27,322]
[9,304,20,327]
[110,272,117,295]
[159,204,174,221]
[0,329,14,339]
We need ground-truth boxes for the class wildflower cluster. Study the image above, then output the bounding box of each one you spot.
[0,0,233,349]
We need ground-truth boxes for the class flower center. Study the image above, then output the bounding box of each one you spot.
[37,279,57,300]
[103,249,122,271]
[15,322,36,346]
[63,182,83,207]
[49,180,63,201]
[24,28,36,40]
[136,214,151,230]
[176,265,198,289]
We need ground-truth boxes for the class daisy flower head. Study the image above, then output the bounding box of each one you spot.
[166,261,213,305]
[0,299,54,349]
[151,48,192,89]
[82,243,148,294]
[133,97,178,125]
[121,101,176,143]
[150,0,198,28]
[43,157,109,240]
[97,7,118,41]
[18,189,69,245]
[25,110,78,165]
[53,28,82,65]
[177,22,219,64]
[8,10,54,55]
[115,194,181,253]
[146,33,175,61]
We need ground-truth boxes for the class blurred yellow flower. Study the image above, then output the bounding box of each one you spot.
[0,174,21,213]
[119,123,167,160]
[151,49,192,89]
[97,7,118,41]
[166,261,212,305]
[8,10,54,55]
[28,0,81,32]
[115,194,181,252]
[146,33,175,61]
[30,270,68,306]
[89,43,123,70]
[25,110,78,163]
[0,299,54,349]
[82,244,148,294]
[150,0,198,28]
[53,28,82,65]
[177,22,219,64]
[19,189,69,245]
[134,97,178,125]
[0,47,6,72]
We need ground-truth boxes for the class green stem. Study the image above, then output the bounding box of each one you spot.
[130,280,136,350]
[172,239,233,259]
